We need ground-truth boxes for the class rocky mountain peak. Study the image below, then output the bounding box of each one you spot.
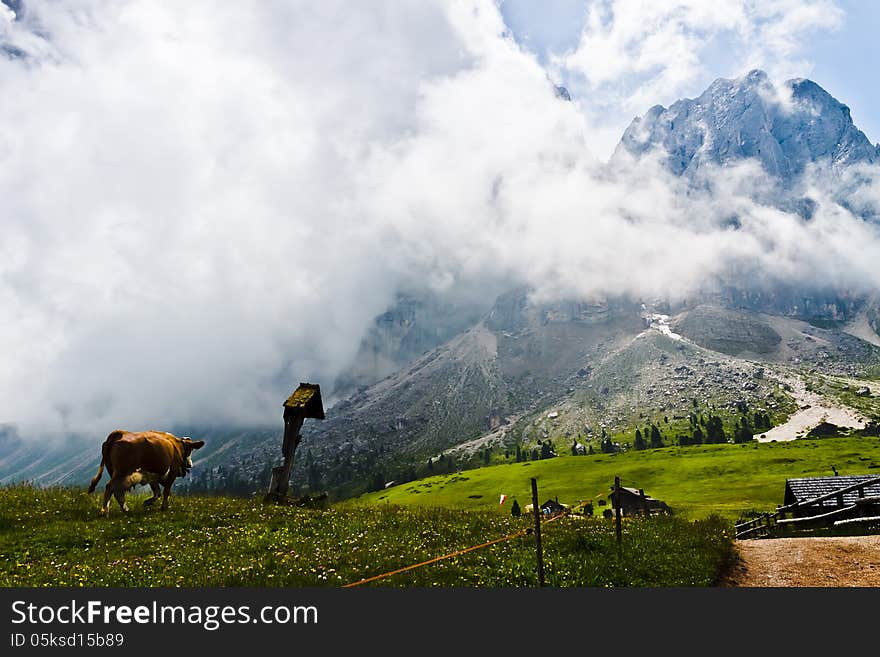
[613,69,877,184]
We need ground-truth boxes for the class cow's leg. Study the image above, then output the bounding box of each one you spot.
[101,482,114,517]
[144,483,161,506]
[111,478,129,513]
[160,482,173,511]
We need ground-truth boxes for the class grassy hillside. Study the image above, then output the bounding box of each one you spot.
[0,487,731,587]
[349,436,880,520]
[5,435,878,588]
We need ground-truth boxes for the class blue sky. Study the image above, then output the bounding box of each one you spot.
[499,0,880,145]
[807,0,880,142]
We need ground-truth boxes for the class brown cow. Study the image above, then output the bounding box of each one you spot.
[87,429,205,516]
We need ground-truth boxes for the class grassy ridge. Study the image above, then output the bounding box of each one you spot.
[349,437,880,519]
[0,487,731,587]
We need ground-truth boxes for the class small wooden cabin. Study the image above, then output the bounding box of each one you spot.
[608,486,670,516]
[540,498,568,516]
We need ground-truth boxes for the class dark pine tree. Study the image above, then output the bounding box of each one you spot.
[650,425,663,449]
[753,411,771,432]
[370,471,385,492]
[706,415,725,444]
[735,416,754,443]
[634,429,646,451]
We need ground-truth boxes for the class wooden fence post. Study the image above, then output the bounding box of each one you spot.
[531,477,545,587]
[615,476,622,547]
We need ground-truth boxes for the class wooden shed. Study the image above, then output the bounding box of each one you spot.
[540,498,568,516]
[783,475,880,518]
[609,486,670,516]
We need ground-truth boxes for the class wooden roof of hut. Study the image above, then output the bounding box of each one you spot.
[784,475,880,510]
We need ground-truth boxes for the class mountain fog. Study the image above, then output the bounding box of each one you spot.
[1,0,878,440]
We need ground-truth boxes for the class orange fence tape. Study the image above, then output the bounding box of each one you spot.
[343,514,565,588]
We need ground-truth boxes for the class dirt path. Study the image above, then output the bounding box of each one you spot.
[724,535,880,586]
[755,374,868,443]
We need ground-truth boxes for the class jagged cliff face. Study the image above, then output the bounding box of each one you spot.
[868,299,880,336]
[679,277,865,323]
[331,292,490,399]
[291,291,645,497]
[614,70,878,185]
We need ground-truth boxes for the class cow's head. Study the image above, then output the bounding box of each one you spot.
[178,437,205,475]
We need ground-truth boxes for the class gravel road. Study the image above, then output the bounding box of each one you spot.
[723,535,880,587]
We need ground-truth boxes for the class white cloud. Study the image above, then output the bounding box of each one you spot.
[0,0,876,440]
[552,0,844,157]
[0,0,470,437]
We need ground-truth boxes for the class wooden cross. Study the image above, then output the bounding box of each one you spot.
[265,382,324,502]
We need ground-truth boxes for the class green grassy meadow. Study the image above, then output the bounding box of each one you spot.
[0,487,731,587]
[4,434,878,588]
[350,436,880,520]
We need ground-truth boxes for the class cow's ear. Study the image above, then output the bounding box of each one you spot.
[188,440,205,449]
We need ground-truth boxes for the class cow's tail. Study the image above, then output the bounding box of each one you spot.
[87,429,124,493]
[87,461,104,494]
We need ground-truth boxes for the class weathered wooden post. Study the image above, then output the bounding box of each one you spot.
[614,476,622,547]
[530,477,545,587]
[265,382,324,503]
